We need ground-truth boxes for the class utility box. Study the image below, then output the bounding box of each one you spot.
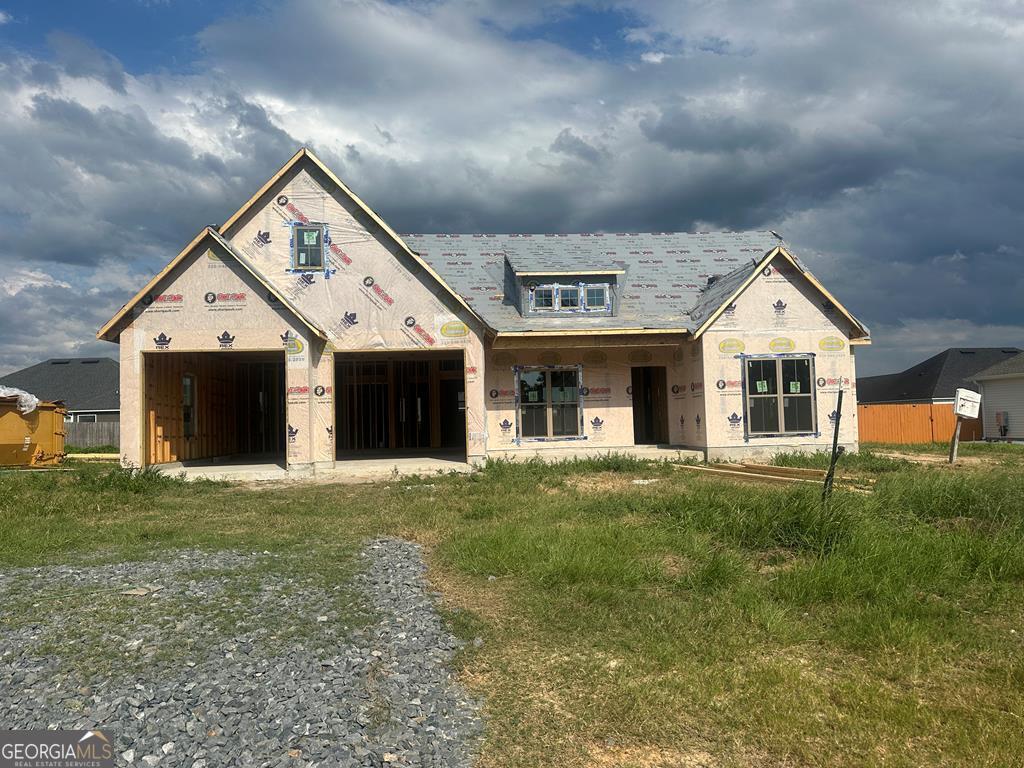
[0,398,67,466]
[996,411,1010,437]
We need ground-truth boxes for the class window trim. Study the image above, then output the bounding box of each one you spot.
[528,282,611,313]
[741,354,818,438]
[514,365,586,441]
[290,223,326,271]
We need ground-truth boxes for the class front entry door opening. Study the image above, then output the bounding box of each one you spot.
[335,352,466,458]
[632,365,669,445]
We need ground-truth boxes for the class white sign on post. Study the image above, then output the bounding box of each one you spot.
[953,388,981,419]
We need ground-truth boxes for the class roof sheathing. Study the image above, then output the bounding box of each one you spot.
[404,231,783,334]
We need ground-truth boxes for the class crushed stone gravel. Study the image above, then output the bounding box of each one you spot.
[0,538,483,767]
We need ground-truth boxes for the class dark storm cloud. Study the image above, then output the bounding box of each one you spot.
[639,104,795,154]
[47,31,128,94]
[0,0,1021,377]
[549,128,603,164]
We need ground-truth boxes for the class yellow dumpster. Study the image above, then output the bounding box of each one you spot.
[0,393,67,467]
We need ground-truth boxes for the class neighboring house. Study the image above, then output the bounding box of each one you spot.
[97,148,870,472]
[0,357,120,423]
[856,347,1021,443]
[973,351,1024,440]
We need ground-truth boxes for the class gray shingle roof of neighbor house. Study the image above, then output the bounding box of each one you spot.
[973,351,1024,380]
[857,347,1023,403]
[0,357,119,411]
[403,231,863,335]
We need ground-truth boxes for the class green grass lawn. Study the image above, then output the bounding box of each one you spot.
[2,457,1023,767]
[64,444,120,454]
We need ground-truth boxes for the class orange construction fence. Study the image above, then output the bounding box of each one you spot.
[857,402,982,444]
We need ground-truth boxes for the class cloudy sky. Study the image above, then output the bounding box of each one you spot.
[0,0,1021,377]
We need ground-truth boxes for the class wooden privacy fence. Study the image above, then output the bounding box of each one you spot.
[857,402,982,444]
[65,421,120,449]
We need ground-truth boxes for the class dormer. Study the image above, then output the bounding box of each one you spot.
[502,246,623,318]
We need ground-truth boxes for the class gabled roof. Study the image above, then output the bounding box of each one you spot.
[973,351,1024,381]
[404,234,869,339]
[97,228,327,342]
[0,357,119,411]
[858,347,1023,403]
[219,147,483,326]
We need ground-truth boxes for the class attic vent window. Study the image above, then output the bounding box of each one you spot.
[293,225,324,270]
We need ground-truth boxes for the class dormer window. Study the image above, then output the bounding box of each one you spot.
[529,282,610,313]
[533,287,554,309]
[293,225,324,270]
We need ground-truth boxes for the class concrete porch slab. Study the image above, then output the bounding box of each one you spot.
[482,445,705,463]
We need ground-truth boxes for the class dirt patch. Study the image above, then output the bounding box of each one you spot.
[563,473,656,494]
[755,549,811,575]
[586,744,717,767]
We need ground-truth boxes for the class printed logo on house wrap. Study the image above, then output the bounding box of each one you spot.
[0,729,115,767]
[281,331,304,356]
[769,337,795,353]
[153,333,171,350]
[217,331,235,349]
[401,316,436,347]
[718,338,745,354]
[141,293,183,315]
[499,418,513,433]
[360,276,395,308]
[818,336,846,352]
[204,291,247,312]
[728,412,743,429]
[440,321,469,338]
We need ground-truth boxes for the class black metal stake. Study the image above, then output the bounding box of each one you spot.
[822,387,844,503]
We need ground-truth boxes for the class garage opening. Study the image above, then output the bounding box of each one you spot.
[335,351,466,460]
[143,351,285,467]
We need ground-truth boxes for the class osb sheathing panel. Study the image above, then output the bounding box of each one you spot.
[701,258,859,457]
[483,338,706,452]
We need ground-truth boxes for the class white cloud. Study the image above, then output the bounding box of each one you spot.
[0,270,71,297]
[640,51,670,64]
[0,11,11,25]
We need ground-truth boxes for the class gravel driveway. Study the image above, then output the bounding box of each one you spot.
[0,538,482,767]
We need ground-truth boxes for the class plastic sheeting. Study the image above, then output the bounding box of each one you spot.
[0,386,39,415]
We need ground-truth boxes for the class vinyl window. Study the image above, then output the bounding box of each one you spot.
[529,283,610,312]
[745,356,816,435]
[293,226,324,269]
[517,367,582,438]
[532,287,554,309]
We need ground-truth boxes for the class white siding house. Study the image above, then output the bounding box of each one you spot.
[973,352,1024,440]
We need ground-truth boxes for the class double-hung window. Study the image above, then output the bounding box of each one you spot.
[585,285,607,309]
[518,367,581,438]
[745,356,816,435]
[293,225,324,269]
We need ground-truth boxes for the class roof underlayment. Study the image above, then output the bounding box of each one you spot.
[403,231,787,333]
